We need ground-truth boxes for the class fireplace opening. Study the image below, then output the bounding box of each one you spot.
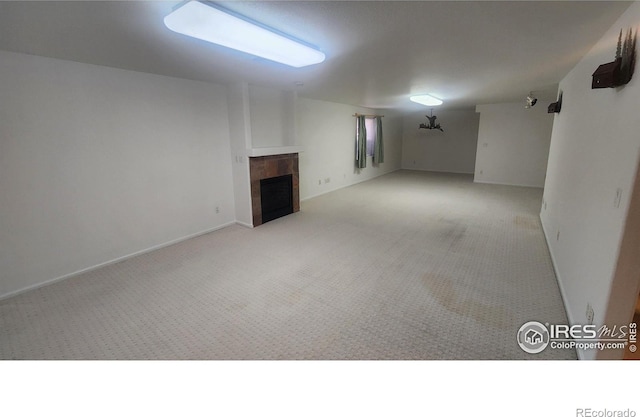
[260,174,293,223]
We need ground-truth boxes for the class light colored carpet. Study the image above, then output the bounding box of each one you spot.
[0,170,576,359]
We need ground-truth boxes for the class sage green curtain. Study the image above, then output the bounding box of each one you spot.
[355,115,367,169]
[373,116,384,164]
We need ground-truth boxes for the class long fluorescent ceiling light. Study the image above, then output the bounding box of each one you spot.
[164,1,326,68]
[410,94,443,106]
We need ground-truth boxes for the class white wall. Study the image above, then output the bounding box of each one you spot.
[474,101,553,187]
[541,2,640,359]
[297,98,403,200]
[227,83,253,227]
[0,50,235,299]
[248,85,296,148]
[401,109,479,174]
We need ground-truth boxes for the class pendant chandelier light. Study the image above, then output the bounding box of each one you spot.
[419,109,444,132]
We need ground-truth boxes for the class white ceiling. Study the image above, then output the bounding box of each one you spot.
[0,1,633,111]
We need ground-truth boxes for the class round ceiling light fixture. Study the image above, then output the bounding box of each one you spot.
[410,94,443,107]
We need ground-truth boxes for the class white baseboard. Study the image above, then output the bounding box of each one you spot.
[0,221,236,301]
[540,214,583,360]
[401,167,475,175]
[235,221,254,228]
[301,168,401,202]
[474,179,544,189]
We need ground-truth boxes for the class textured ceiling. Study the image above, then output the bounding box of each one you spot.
[0,1,632,110]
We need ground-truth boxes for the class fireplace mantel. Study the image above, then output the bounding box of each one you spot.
[247,146,303,157]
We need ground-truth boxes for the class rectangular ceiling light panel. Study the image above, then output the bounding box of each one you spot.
[410,94,443,106]
[164,1,325,68]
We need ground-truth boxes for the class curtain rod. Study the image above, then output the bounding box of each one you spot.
[352,113,384,118]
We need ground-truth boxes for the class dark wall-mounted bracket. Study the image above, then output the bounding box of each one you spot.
[592,28,636,89]
[548,91,563,114]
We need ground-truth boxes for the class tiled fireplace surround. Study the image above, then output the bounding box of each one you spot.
[249,153,300,226]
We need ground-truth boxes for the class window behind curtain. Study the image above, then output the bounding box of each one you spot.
[365,118,377,156]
